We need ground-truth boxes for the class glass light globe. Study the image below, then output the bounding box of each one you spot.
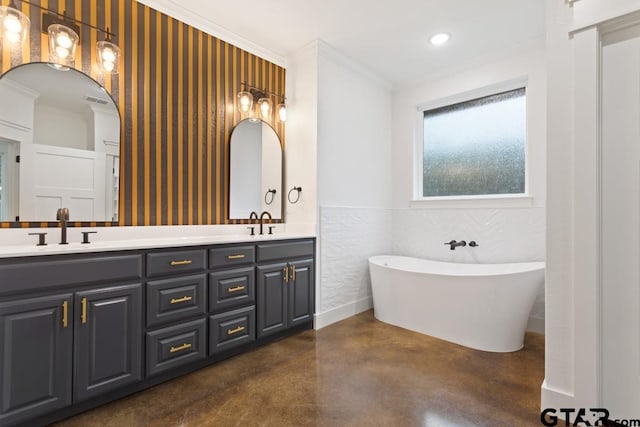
[0,5,30,46]
[258,98,272,120]
[277,103,286,122]
[97,40,120,74]
[48,24,78,67]
[237,91,253,113]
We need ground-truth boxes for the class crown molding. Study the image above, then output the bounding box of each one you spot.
[136,0,287,68]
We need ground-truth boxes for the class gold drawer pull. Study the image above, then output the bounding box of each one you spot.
[62,300,68,328]
[227,254,246,260]
[81,297,87,324]
[170,296,193,304]
[170,343,192,353]
[170,260,193,266]
[227,325,245,335]
[227,285,245,293]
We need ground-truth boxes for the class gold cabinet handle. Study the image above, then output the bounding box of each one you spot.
[292,265,296,281]
[227,285,245,293]
[227,325,245,335]
[284,266,288,283]
[227,254,245,260]
[62,300,68,328]
[170,296,193,304]
[170,260,193,266]
[170,343,192,353]
[81,297,87,324]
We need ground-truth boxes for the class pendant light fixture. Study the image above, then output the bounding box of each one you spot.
[0,0,30,46]
[97,30,120,74]
[237,82,286,123]
[237,91,253,114]
[0,1,121,74]
[258,97,272,120]
[277,102,287,122]
[47,22,79,67]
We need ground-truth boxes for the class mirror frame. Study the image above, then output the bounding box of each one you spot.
[0,62,121,229]
[227,118,285,224]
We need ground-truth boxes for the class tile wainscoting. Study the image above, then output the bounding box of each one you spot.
[316,206,392,328]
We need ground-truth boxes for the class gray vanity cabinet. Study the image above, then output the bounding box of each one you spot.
[288,259,314,327]
[0,294,73,426]
[74,283,142,402]
[256,263,288,337]
[256,239,316,338]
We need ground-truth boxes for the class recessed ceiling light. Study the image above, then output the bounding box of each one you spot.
[429,33,450,46]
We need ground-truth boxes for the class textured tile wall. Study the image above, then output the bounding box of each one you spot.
[319,206,392,312]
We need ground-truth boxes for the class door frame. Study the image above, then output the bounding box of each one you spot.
[570,9,640,408]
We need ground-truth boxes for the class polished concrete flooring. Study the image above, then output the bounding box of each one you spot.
[55,311,544,427]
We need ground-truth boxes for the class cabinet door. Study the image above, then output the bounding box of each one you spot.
[288,259,314,327]
[74,283,142,402]
[0,294,73,426]
[257,263,287,338]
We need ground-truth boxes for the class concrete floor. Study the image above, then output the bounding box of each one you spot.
[55,311,544,427]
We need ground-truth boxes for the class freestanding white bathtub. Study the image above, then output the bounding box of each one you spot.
[368,255,544,352]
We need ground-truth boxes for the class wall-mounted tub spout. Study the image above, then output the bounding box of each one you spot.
[444,240,466,250]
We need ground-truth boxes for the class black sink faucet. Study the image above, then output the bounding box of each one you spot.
[444,240,466,250]
[259,211,272,235]
[56,208,69,245]
[249,211,259,221]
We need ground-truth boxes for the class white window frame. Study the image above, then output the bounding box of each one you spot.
[412,77,533,209]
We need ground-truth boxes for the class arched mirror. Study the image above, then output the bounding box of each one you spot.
[0,63,120,222]
[229,119,283,220]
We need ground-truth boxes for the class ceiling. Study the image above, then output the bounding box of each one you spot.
[150,0,546,87]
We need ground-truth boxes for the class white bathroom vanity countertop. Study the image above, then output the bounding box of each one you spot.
[0,228,316,259]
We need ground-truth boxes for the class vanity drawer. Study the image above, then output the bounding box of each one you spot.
[146,318,207,377]
[0,254,143,295]
[147,249,206,278]
[209,267,255,313]
[147,274,207,327]
[209,306,255,355]
[209,245,255,268]
[256,240,314,262]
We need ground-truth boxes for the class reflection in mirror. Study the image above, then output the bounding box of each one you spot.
[0,63,120,222]
[229,119,282,220]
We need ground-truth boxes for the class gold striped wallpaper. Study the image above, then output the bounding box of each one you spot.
[0,0,285,227]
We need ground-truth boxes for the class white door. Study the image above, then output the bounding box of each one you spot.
[602,24,640,418]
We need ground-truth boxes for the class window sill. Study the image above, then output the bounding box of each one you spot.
[409,194,535,209]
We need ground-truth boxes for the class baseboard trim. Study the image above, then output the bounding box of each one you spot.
[527,316,545,334]
[314,296,373,329]
[541,380,575,410]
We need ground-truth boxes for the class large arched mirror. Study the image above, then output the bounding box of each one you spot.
[229,119,283,220]
[0,63,120,222]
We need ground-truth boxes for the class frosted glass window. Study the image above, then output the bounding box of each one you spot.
[422,87,526,197]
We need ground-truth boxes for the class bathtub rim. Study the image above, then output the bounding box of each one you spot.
[368,255,545,277]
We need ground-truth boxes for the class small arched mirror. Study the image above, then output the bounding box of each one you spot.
[229,119,283,220]
[0,63,120,222]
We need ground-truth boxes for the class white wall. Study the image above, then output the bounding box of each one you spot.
[315,41,393,328]
[284,42,319,232]
[392,47,547,332]
[33,105,90,150]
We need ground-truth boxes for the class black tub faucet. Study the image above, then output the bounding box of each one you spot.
[56,208,69,245]
[444,240,466,250]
